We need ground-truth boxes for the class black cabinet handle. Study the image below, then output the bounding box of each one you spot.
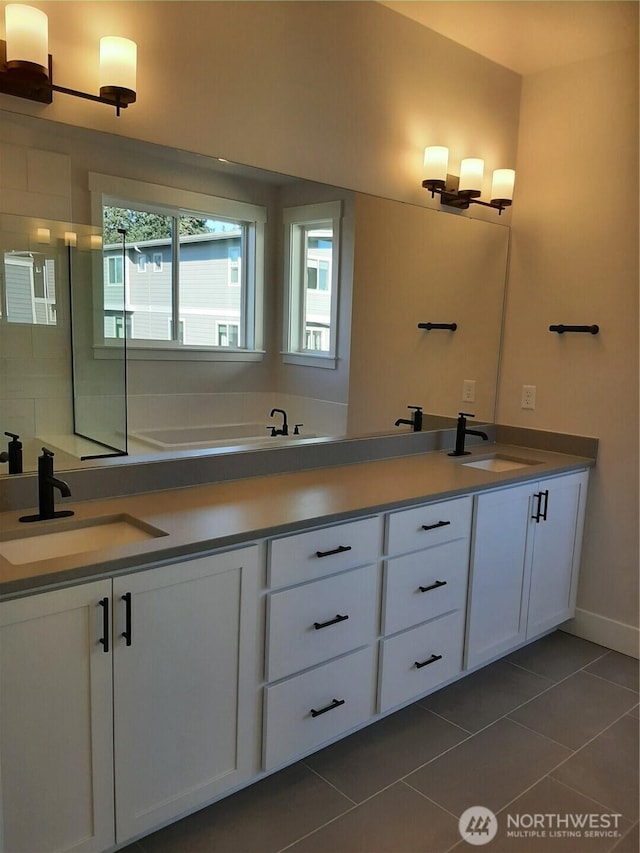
[310,698,345,718]
[316,545,352,559]
[313,613,349,630]
[121,592,132,646]
[421,520,451,531]
[98,597,109,653]
[540,489,549,521]
[414,653,443,669]
[418,580,447,593]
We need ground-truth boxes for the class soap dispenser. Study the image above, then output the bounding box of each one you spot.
[0,432,23,475]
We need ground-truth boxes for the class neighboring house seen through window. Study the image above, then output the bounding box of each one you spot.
[93,176,266,360]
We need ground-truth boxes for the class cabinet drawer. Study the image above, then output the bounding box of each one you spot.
[266,565,378,681]
[269,516,380,589]
[386,495,472,557]
[263,646,377,770]
[383,539,469,635]
[379,611,464,713]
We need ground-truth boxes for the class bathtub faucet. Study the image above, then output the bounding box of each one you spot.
[269,408,289,436]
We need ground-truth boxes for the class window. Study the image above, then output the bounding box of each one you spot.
[217,322,239,347]
[106,255,123,286]
[96,180,267,359]
[283,201,342,367]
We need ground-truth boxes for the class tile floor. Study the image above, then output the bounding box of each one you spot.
[122,631,639,853]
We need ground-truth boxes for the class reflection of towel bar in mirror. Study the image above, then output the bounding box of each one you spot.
[549,324,599,335]
[418,322,457,331]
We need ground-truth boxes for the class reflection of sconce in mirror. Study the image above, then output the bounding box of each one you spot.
[36,226,50,243]
[0,3,137,116]
[64,231,77,247]
[89,235,103,251]
[422,146,515,215]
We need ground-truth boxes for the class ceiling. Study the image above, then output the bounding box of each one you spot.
[378,1,639,76]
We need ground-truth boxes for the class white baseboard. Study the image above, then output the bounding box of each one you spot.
[561,609,639,659]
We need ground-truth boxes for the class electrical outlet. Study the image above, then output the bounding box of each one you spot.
[462,379,476,403]
[521,385,536,409]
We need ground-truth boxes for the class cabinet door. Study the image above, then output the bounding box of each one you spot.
[465,483,532,670]
[0,581,114,853]
[526,471,588,639]
[113,546,260,844]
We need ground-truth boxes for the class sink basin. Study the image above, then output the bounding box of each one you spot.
[462,455,541,472]
[0,514,167,566]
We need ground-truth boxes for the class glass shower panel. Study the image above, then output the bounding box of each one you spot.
[69,226,127,457]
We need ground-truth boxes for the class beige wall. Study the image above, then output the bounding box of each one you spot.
[498,46,639,648]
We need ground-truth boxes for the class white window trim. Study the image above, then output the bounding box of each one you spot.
[282,201,341,369]
[89,172,266,362]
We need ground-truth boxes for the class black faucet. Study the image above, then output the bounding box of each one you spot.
[448,412,489,457]
[0,431,23,474]
[395,406,423,432]
[269,408,289,436]
[19,448,74,523]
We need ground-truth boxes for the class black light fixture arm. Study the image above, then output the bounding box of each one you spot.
[0,38,136,117]
[422,180,510,215]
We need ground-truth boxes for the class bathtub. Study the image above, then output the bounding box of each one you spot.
[131,423,314,451]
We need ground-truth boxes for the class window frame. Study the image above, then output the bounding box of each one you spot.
[282,201,342,369]
[89,172,266,363]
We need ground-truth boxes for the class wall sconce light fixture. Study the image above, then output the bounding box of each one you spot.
[423,146,515,215]
[0,3,137,116]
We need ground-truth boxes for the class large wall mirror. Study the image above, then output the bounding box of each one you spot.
[0,112,509,476]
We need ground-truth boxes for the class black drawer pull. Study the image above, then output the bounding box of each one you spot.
[418,580,447,593]
[316,545,352,559]
[310,698,345,718]
[314,613,349,630]
[98,597,109,653]
[414,653,443,669]
[121,592,132,646]
[421,520,451,531]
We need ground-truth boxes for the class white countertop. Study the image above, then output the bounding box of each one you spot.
[0,443,594,598]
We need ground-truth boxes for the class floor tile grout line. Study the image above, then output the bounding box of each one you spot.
[579,667,640,695]
[549,774,637,822]
[400,778,463,822]
[275,799,361,853]
[504,714,582,752]
[300,761,359,807]
[416,705,475,735]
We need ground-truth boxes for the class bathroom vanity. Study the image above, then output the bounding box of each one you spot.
[0,442,592,852]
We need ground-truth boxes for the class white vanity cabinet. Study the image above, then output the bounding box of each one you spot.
[0,580,115,853]
[263,517,380,770]
[0,545,261,852]
[378,495,472,712]
[112,546,261,842]
[465,470,589,669]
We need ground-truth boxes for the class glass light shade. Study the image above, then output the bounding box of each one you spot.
[64,231,77,247]
[423,146,449,184]
[89,234,103,251]
[459,158,484,197]
[36,227,50,243]
[491,168,515,203]
[5,4,48,72]
[99,36,137,95]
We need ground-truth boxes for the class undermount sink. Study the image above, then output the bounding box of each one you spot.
[0,514,167,566]
[461,454,541,473]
